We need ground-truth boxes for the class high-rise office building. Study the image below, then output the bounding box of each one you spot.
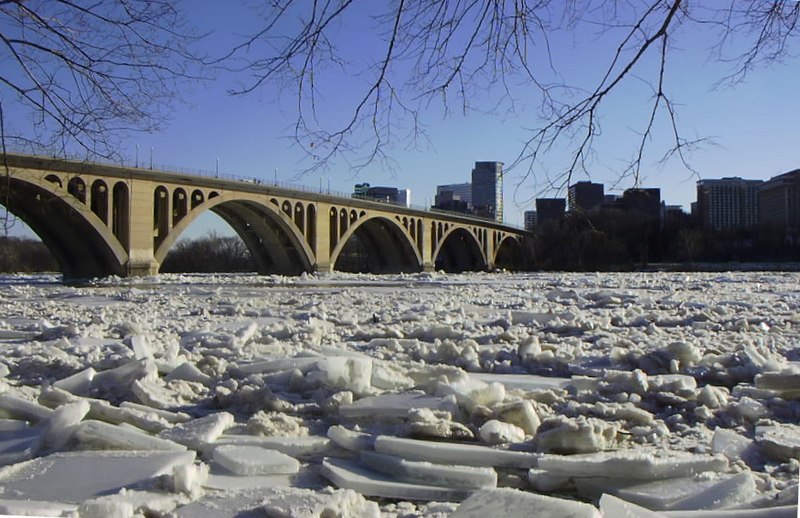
[696,177,762,230]
[568,181,604,212]
[436,182,472,206]
[471,161,503,222]
[758,170,800,230]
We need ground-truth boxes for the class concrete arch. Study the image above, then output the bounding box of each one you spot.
[0,176,128,278]
[154,193,314,275]
[434,226,487,272]
[494,235,525,271]
[331,216,422,273]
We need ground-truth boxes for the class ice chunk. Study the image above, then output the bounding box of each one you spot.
[74,419,187,451]
[360,450,497,489]
[494,400,540,435]
[308,357,373,396]
[53,367,96,395]
[612,475,741,510]
[535,416,619,454]
[212,434,330,458]
[119,401,191,424]
[171,462,210,497]
[711,428,759,466]
[599,494,665,518]
[0,498,78,517]
[131,379,189,410]
[0,425,41,466]
[470,372,571,392]
[0,450,195,502]
[755,366,800,392]
[130,334,154,360]
[237,356,320,375]
[91,358,157,393]
[0,393,54,422]
[165,361,213,386]
[435,378,505,414]
[479,420,525,445]
[668,472,757,510]
[756,423,800,461]
[339,392,458,421]
[374,436,540,469]
[260,488,380,518]
[371,361,415,390]
[158,412,233,450]
[327,425,375,452]
[77,498,135,518]
[536,450,728,480]
[203,471,293,491]
[646,374,697,397]
[39,387,171,433]
[451,488,601,518]
[79,490,189,518]
[320,457,474,501]
[41,400,90,451]
[213,445,300,475]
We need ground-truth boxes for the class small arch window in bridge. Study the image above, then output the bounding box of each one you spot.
[191,190,204,209]
[91,180,109,224]
[173,188,188,225]
[45,174,62,188]
[68,177,86,203]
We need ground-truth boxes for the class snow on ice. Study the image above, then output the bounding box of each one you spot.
[0,271,798,516]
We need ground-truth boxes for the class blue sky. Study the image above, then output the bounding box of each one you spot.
[6,2,799,239]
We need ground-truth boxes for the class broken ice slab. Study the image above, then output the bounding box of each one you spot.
[157,412,233,450]
[360,450,497,489]
[78,490,189,518]
[212,445,300,475]
[164,361,213,386]
[711,428,760,467]
[374,436,540,469]
[119,401,191,424]
[599,494,665,518]
[41,400,90,452]
[203,471,293,491]
[0,450,195,503]
[211,434,331,458]
[755,423,800,461]
[536,450,728,480]
[91,358,157,391]
[39,387,171,433]
[468,372,571,392]
[132,378,192,410]
[754,367,800,392]
[0,498,78,517]
[52,367,95,395]
[327,425,375,453]
[0,425,41,466]
[609,473,756,511]
[236,356,320,375]
[667,472,757,511]
[660,505,799,517]
[307,357,374,396]
[0,393,54,422]
[74,419,187,451]
[259,487,381,518]
[338,392,459,420]
[451,487,601,518]
[320,457,474,502]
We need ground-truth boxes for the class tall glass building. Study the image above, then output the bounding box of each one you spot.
[471,161,503,222]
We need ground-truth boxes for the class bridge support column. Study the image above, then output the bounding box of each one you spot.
[313,203,334,273]
[421,219,435,271]
[126,182,159,276]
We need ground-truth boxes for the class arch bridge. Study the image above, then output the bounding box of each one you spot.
[1,153,532,279]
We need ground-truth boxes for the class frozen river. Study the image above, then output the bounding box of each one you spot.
[0,271,798,517]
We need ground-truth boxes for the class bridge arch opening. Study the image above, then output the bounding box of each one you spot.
[153,186,169,249]
[158,198,312,276]
[45,174,62,188]
[0,177,126,278]
[435,228,486,272]
[494,236,525,271]
[333,217,421,274]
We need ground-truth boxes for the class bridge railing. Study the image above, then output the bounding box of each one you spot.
[5,149,524,230]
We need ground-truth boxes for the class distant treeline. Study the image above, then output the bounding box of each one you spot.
[160,233,255,273]
[530,208,800,271]
[0,236,59,273]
